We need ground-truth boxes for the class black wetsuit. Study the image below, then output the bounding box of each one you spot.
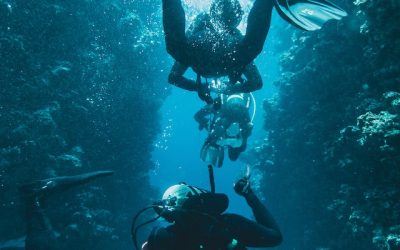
[162,0,274,96]
[147,191,282,250]
[25,197,60,250]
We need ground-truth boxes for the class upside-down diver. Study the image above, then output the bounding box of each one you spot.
[162,0,347,103]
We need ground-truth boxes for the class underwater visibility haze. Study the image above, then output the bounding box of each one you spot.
[0,0,399,249]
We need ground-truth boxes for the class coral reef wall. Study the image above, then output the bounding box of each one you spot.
[0,0,168,249]
[250,1,400,249]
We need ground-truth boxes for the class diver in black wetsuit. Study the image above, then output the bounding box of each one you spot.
[19,171,114,250]
[195,92,253,167]
[141,176,282,250]
[162,0,273,103]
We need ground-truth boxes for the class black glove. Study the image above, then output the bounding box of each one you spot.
[234,177,252,197]
[199,123,206,131]
[198,84,213,104]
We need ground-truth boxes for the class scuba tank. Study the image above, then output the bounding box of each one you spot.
[131,183,229,249]
[215,93,251,148]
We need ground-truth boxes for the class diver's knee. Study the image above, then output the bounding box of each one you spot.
[168,72,176,84]
[165,43,188,64]
[166,46,178,61]
[251,45,264,59]
[253,80,262,91]
[165,42,179,60]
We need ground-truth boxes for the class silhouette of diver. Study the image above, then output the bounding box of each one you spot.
[195,92,253,167]
[162,0,273,103]
[140,175,282,249]
[19,170,114,250]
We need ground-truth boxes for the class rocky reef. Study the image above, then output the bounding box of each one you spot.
[0,0,168,249]
[249,1,400,249]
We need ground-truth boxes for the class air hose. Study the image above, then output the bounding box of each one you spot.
[208,164,215,193]
[131,205,160,250]
[250,92,257,123]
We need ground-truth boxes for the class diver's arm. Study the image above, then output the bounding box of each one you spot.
[245,191,281,237]
[169,61,213,104]
[242,63,262,92]
[222,212,282,247]
[227,63,262,94]
[194,105,214,130]
[168,62,198,91]
[227,178,282,247]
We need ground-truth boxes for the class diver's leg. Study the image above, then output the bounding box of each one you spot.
[228,147,240,161]
[201,116,227,167]
[237,0,274,66]
[21,171,113,249]
[228,128,248,161]
[228,144,245,161]
[207,115,236,152]
[25,197,60,250]
[207,116,227,144]
[162,0,189,64]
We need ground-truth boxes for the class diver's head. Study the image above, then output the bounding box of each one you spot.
[156,183,229,217]
[159,183,202,211]
[210,0,244,29]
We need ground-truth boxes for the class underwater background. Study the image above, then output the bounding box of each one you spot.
[0,0,399,249]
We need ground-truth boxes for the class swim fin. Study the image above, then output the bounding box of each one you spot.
[274,0,348,31]
[19,170,114,197]
[200,143,224,168]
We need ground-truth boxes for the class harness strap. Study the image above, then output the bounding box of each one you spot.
[197,73,202,86]
[208,165,215,193]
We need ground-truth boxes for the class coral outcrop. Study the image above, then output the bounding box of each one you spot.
[0,0,168,249]
[249,1,400,249]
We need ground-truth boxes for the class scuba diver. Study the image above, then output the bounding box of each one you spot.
[195,90,254,167]
[163,0,272,103]
[18,170,114,250]
[162,0,347,103]
[137,173,282,250]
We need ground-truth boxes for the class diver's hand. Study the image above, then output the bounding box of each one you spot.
[209,82,233,95]
[197,84,213,104]
[213,81,244,95]
[196,118,209,131]
[198,123,207,131]
[234,177,252,197]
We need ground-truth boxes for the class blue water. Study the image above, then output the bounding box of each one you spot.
[150,10,289,217]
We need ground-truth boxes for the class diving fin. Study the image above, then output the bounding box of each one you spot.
[19,170,114,197]
[274,0,348,31]
[200,143,224,168]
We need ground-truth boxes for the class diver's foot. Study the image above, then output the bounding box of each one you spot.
[19,170,114,197]
[200,143,224,167]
